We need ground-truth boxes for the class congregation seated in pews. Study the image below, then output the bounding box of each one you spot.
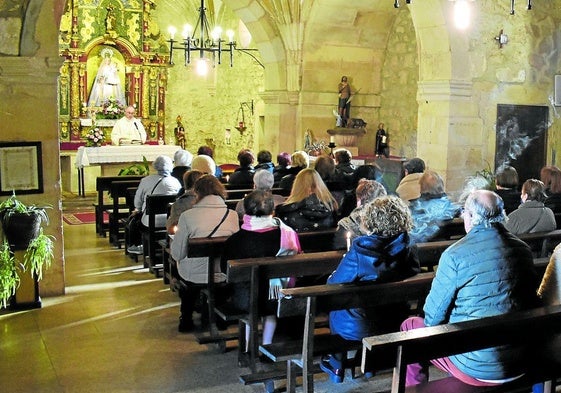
[89,145,561,393]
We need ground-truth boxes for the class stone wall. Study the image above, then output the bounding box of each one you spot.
[0,0,65,296]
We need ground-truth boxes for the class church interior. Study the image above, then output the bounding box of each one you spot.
[2,0,561,391]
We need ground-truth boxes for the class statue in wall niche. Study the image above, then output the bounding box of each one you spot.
[88,48,126,108]
[105,6,117,36]
[174,115,186,149]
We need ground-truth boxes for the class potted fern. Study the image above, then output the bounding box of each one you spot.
[0,192,54,308]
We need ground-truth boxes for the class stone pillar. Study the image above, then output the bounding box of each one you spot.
[417,80,483,196]
[260,90,300,154]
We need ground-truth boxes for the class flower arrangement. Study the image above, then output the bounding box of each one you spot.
[307,140,328,156]
[97,97,125,119]
[86,127,105,147]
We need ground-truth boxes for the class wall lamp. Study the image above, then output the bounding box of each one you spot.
[394,0,412,8]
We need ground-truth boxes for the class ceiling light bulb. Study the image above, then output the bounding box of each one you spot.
[196,58,209,76]
[453,0,471,30]
[226,29,235,43]
[211,27,222,41]
[183,24,192,39]
[168,26,177,40]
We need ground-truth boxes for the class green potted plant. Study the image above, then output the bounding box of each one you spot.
[118,156,150,176]
[0,192,54,308]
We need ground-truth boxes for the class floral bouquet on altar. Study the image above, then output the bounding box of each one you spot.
[307,140,328,156]
[97,97,125,119]
[85,127,105,147]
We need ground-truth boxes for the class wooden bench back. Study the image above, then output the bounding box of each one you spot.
[362,304,561,393]
[185,227,339,260]
[96,175,143,205]
[226,250,344,283]
[414,229,561,270]
[145,194,177,230]
[109,180,141,245]
[278,272,435,318]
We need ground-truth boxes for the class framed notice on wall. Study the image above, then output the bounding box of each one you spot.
[0,142,43,195]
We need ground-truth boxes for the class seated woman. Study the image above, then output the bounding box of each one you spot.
[314,155,345,204]
[275,168,338,232]
[338,164,381,219]
[171,149,193,195]
[505,178,556,235]
[221,190,301,352]
[544,167,561,227]
[409,170,461,244]
[127,155,182,255]
[228,149,256,186]
[320,196,420,383]
[273,151,292,184]
[332,148,356,188]
[234,169,285,220]
[170,175,239,332]
[333,179,387,250]
[494,165,520,214]
[166,170,204,233]
[278,150,309,191]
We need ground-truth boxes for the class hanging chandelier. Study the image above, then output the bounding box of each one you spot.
[167,0,263,75]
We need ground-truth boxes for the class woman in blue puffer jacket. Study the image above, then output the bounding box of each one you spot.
[320,195,420,383]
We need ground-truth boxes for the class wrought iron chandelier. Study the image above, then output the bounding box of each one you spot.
[167,0,263,75]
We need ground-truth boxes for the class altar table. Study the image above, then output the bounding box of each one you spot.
[75,145,181,196]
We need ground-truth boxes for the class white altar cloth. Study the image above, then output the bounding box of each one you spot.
[75,145,181,168]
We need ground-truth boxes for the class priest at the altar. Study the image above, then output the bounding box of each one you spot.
[111,105,147,145]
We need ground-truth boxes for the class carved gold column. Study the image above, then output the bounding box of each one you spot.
[69,61,82,139]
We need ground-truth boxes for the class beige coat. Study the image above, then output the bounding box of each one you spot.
[395,172,423,203]
[538,243,561,305]
[171,195,239,284]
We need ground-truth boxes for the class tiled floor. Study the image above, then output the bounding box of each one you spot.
[0,216,403,393]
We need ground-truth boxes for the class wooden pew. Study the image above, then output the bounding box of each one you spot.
[109,180,140,248]
[141,194,177,272]
[165,229,341,352]
[431,217,465,240]
[252,273,435,393]
[94,175,143,237]
[165,228,340,289]
[361,304,561,393]
[414,229,561,271]
[251,257,550,393]
[226,250,345,372]
[226,187,290,200]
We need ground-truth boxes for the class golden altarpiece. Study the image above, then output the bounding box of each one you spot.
[58,0,169,148]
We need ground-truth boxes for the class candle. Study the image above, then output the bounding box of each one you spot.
[225,174,230,183]
[346,231,351,251]
[330,135,335,144]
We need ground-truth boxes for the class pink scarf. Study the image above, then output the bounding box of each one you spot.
[241,215,301,298]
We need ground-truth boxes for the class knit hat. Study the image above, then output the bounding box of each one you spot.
[153,155,173,175]
[191,154,216,175]
[174,149,193,167]
[253,169,274,190]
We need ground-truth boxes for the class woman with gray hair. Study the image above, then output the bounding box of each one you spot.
[127,155,182,254]
[235,170,286,219]
[320,195,419,383]
[332,179,387,250]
